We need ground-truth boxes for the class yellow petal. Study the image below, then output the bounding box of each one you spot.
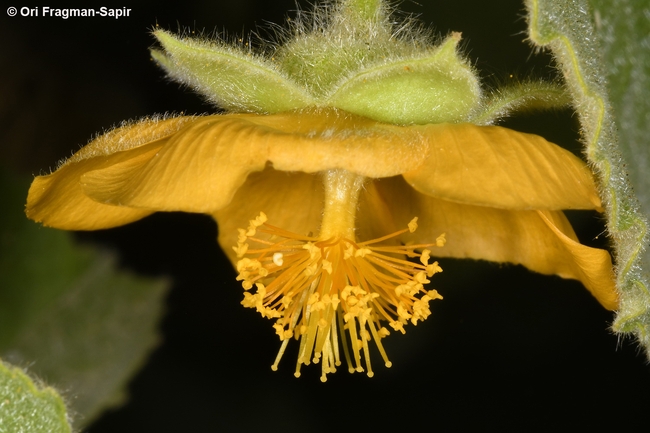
[81,109,427,214]
[26,142,163,230]
[81,115,265,213]
[536,210,618,310]
[211,167,324,266]
[26,116,198,229]
[362,176,617,310]
[403,123,602,210]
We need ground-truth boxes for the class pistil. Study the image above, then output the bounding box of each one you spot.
[319,169,366,240]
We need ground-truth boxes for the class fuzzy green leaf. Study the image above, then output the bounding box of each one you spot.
[589,0,650,246]
[526,0,650,354]
[0,360,71,433]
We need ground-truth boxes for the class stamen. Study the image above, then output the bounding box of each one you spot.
[235,213,444,380]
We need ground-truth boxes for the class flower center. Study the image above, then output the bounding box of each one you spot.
[233,170,445,381]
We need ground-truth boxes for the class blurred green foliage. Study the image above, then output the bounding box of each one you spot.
[0,169,169,429]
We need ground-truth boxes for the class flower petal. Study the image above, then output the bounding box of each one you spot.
[211,167,324,266]
[536,209,618,310]
[403,123,602,210]
[362,176,617,310]
[26,144,159,230]
[25,116,195,229]
[80,109,427,214]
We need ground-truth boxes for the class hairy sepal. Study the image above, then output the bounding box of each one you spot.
[152,30,315,114]
[326,34,482,125]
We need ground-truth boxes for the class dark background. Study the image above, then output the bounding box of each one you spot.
[2,0,649,431]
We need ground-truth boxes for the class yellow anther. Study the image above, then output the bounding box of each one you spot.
[236,258,250,273]
[262,307,281,319]
[254,283,266,296]
[415,271,430,284]
[355,248,372,257]
[303,242,321,259]
[281,295,293,307]
[330,294,340,310]
[233,242,249,257]
[273,323,284,337]
[274,322,293,340]
[235,270,249,281]
[307,293,320,305]
[408,217,419,233]
[390,320,406,334]
[344,243,354,259]
[420,249,431,266]
[237,228,248,243]
[346,297,359,307]
[436,233,447,247]
[426,261,443,276]
[411,298,432,324]
[397,304,412,320]
[246,212,268,236]
[359,308,372,324]
[241,292,255,308]
[254,212,267,226]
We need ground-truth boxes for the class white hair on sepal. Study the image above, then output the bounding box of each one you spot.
[270,1,442,95]
[150,1,482,124]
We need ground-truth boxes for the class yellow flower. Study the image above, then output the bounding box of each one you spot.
[25,108,617,377]
[25,0,617,381]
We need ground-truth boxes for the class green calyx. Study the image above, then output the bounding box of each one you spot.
[151,32,315,113]
[152,0,567,125]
